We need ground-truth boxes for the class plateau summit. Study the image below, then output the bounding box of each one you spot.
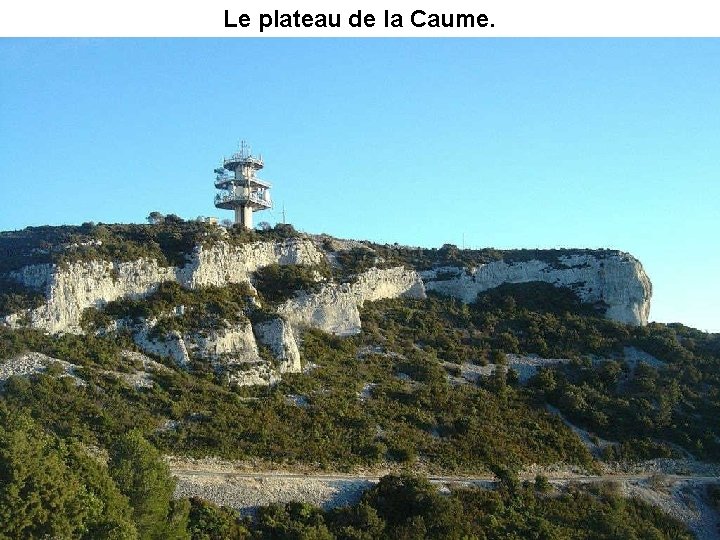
[0,220,651,386]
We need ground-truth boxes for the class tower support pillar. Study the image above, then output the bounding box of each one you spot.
[235,205,253,229]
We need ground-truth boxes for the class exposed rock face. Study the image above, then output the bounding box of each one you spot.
[0,351,84,386]
[277,266,426,335]
[134,324,191,368]
[123,264,423,381]
[182,239,325,288]
[254,318,302,374]
[2,235,653,388]
[131,317,302,387]
[7,239,324,334]
[189,322,262,363]
[12,259,176,334]
[420,253,651,325]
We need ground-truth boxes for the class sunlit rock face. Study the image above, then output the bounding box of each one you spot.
[420,253,651,326]
[277,266,427,335]
[2,234,652,387]
[130,316,302,387]
[6,239,324,334]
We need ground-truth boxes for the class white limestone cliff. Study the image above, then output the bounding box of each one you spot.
[277,266,427,335]
[254,317,302,374]
[134,324,191,368]
[11,259,177,334]
[131,317,302,386]
[188,321,262,363]
[3,237,652,391]
[6,239,323,334]
[1,234,655,389]
[420,252,651,325]
[182,239,325,288]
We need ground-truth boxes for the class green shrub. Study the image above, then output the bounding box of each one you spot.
[0,278,45,317]
[253,263,330,304]
[109,430,189,539]
[0,405,137,539]
[187,498,248,539]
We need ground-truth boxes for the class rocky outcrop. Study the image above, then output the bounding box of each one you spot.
[189,322,262,363]
[134,324,191,368]
[277,266,426,335]
[0,351,85,386]
[11,259,177,334]
[131,317,302,386]
[6,239,324,334]
[181,239,325,288]
[254,317,302,374]
[5,238,651,333]
[420,252,651,325]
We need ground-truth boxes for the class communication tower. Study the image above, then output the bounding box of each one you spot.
[214,141,272,229]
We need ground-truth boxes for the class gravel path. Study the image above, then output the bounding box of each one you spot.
[174,473,373,514]
[170,460,720,536]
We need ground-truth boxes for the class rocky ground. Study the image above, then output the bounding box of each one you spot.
[174,473,373,514]
[0,352,85,386]
[455,354,572,384]
[621,479,719,540]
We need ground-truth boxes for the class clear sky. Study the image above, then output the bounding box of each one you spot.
[1,39,718,332]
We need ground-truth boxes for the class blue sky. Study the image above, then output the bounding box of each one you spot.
[1,39,718,331]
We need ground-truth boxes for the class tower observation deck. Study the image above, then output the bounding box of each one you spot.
[214,141,272,229]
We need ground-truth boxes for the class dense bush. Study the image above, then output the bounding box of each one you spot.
[225,222,300,246]
[0,220,218,274]
[0,278,45,317]
[331,247,385,281]
[362,287,720,462]
[344,241,624,272]
[253,263,330,304]
[0,404,138,539]
[109,430,190,539]
[243,474,692,539]
[187,498,249,540]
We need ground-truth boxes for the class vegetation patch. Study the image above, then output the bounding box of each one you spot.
[0,270,715,538]
[3,279,719,468]
[244,474,691,539]
[81,281,258,335]
[356,242,624,271]
[253,263,330,305]
[0,278,45,317]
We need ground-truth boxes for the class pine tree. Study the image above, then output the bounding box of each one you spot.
[109,429,189,539]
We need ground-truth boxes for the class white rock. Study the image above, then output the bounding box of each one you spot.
[458,355,573,384]
[421,252,651,325]
[0,352,84,386]
[134,323,191,368]
[6,239,324,334]
[131,317,304,387]
[277,266,426,335]
[254,317,302,374]
[10,259,176,334]
[189,322,262,363]
[181,239,325,288]
[227,363,280,387]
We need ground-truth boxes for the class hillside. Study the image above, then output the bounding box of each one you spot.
[1,219,718,538]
